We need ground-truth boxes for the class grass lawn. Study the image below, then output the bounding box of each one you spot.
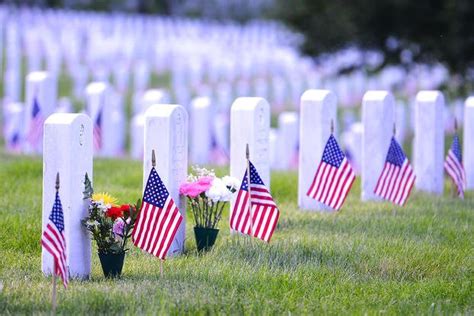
[0,151,472,314]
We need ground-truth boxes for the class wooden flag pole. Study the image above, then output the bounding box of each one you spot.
[152,149,156,169]
[246,144,254,236]
[52,172,60,314]
[331,119,334,134]
[52,264,57,314]
[151,150,164,276]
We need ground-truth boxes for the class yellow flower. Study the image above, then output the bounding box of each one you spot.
[92,192,118,206]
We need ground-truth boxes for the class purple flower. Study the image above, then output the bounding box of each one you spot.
[113,219,125,237]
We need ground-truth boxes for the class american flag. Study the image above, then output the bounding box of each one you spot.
[132,167,183,259]
[444,134,466,198]
[26,97,44,149]
[374,137,416,205]
[210,133,229,165]
[41,191,68,288]
[8,132,21,152]
[93,111,102,152]
[306,134,355,211]
[230,161,280,242]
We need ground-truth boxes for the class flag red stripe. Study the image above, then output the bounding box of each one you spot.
[306,163,323,197]
[330,161,353,210]
[390,161,409,202]
[325,161,349,208]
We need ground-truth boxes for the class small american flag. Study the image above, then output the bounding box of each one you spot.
[93,111,102,152]
[444,134,466,198]
[230,161,280,242]
[8,132,21,152]
[132,167,183,259]
[306,134,355,210]
[26,97,44,149]
[41,191,68,288]
[374,137,416,205]
[210,134,229,165]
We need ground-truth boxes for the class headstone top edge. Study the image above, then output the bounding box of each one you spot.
[465,96,474,107]
[144,103,187,117]
[362,90,393,102]
[44,113,91,125]
[143,89,167,101]
[191,96,211,108]
[86,82,109,94]
[279,111,299,122]
[27,71,49,81]
[301,89,334,101]
[416,90,444,103]
[231,97,269,111]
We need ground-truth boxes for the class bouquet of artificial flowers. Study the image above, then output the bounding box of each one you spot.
[179,166,239,229]
[82,175,140,254]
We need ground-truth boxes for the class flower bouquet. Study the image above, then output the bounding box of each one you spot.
[179,166,239,252]
[82,174,140,278]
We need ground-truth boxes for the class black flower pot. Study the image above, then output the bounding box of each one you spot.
[98,251,125,278]
[194,227,219,252]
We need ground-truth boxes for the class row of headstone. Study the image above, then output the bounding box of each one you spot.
[1,5,459,115]
[41,89,473,278]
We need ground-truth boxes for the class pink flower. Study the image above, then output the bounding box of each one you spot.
[179,176,214,198]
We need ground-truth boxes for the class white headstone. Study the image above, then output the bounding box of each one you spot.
[395,102,407,144]
[414,90,445,194]
[42,113,92,279]
[140,89,170,114]
[464,96,474,189]
[133,60,150,92]
[4,67,21,102]
[342,122,363,174]
[143,104,188,255]
[276,112,299,170]
[298,90,337,210]
[230,97,270,188]
[130,114,145,160]
[57,97,73,113]
[72,65,88,99]
[24,71,58,154]
[190,97,211,164]
[269,128,278,169]
[361,90,395,200]
[3,102,24,152]
[85,82,124,157]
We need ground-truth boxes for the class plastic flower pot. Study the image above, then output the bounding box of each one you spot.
[98,251,125,278]
[194,226,219,252]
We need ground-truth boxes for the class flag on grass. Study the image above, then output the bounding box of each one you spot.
[444,133,466,198]
[374,137,415,205]
[26,97,44,149]
[133,167,183,259]
[306,134,355,210]
[41,191,68,288]
[93,110,102,152]
[230,161,280,242]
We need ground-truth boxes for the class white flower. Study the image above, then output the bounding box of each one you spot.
[192,165,215,178]
[222,176,240,192]
[206,178,233,202]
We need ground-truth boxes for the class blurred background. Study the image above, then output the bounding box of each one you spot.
[1,0,473,171]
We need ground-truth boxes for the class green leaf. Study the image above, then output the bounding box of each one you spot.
[83,172,94,200]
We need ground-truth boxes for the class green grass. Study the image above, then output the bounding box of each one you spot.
[0,151,473,315]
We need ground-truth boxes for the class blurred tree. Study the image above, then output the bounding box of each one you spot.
[271,0,474,80]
